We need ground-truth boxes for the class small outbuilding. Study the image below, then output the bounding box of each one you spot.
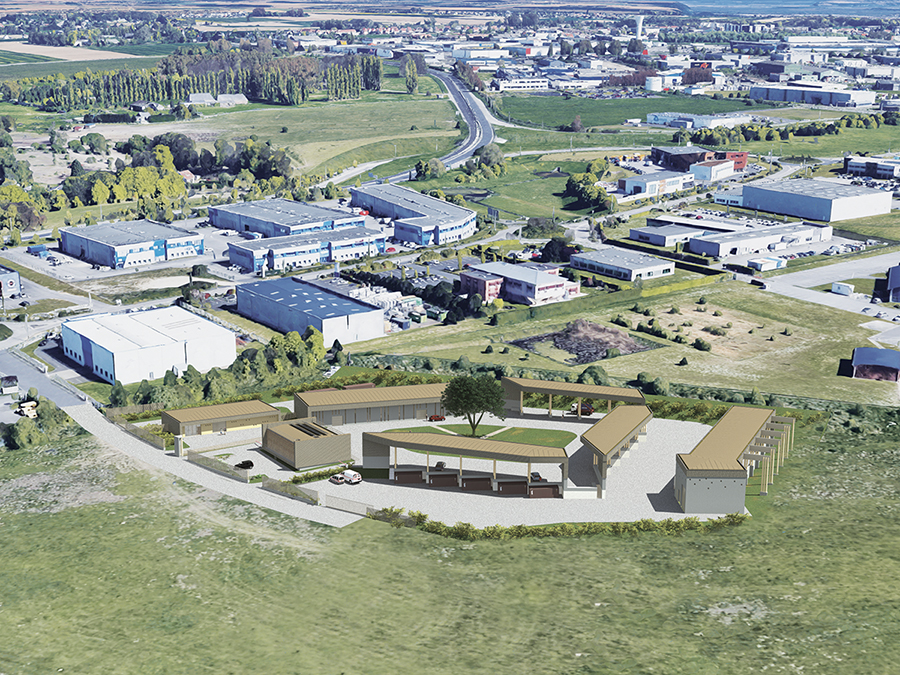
[261,418,351,470]
[294,383,446,426]
[851,347,900,381]
[162,400,282,436]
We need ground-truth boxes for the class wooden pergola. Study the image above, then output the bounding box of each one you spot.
[501,377,645,418]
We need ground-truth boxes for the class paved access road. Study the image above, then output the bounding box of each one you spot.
[62,403,361,528]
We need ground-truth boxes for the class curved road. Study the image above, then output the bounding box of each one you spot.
[370,70,495,185]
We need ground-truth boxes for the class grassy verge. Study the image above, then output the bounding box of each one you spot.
[488,427,577,447]
[811,275,884,296]
[438,423,505,437]
[20,338,54,372]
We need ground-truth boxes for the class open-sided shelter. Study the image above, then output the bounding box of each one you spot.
[675,406,794,514]
[162,400,282,436]
[581,405,653,498]
[362,431,568,498]
[500,376,645,417]
[294,383,446,426]
[261,418,350,470]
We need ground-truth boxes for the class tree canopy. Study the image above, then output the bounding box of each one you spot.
[440,375,506,436]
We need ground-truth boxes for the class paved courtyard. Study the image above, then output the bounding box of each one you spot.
[310,410,726,528]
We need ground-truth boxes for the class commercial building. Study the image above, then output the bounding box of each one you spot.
[714,186,744,207]
[490,77,550,91]
[741,180,891,222]
[0,264,22,298]
[690,159,735,183]
[162,400,282,436]
[843,155,900,179]
[675,406,794,513]
[227,226,385,273]
[569,247,674,282]
[350,184,477,246]
[236,277,384,346]
[629,224,705,247]
[687,222,833,258]
[851,347,900,381]
[208,199,364,238]
[887,264,900,302]
[651,146,749,172]
[646,112,752,129]
[747,256,787,272]
[60,220,203,269]
[461,261,579,306]
[294,383,446,426]
[261,418,351,470]
[619,171,691,197]
[748,84,876,106]
[60,307,236,385]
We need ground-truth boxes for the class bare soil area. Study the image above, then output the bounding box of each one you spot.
[0,42,136,61]
[510,319,656,365]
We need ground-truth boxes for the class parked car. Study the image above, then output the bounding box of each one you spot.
[428,414,445,422]
[530,472,545,483]
[433,461,446,472]
[569,402,594,415]
[329,473,346,484]
[340,470,362,485]
[234,460,254,470]
[19,300,30,307]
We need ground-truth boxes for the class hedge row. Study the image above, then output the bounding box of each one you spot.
[369,507,750,540]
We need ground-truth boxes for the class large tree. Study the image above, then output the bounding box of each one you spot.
[441,375,506,436]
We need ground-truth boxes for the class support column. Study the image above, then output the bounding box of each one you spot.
[527,461,531,481]
[577,397,582,419]
[519,390,523,415]
[493,459,497,479]
[426,452,430,470]
[459,455,463,478]
[393,445,397,469]
[759,456,768,496]
[548,394,553,417]
[175,434,185,457]
[608,399,612,413]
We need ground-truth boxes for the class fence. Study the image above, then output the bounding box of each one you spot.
[9,346,47,374]
[320,493,374,517]
[111,416,167,450]
[51,374,97,405]
[261,479,319,505]
[186,451,250,482]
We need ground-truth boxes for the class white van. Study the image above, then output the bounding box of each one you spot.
[340,470,362,485]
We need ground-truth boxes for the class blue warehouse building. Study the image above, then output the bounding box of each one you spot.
[236,278,385,346]
[227,226,386,273]
[208,199,364,238]
[0,264,21,299]
[350,184,477,246]
[60,220,203,269]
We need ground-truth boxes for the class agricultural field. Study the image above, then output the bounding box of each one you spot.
[0,49,59,65]
[0,56,164,81]
[86,43,186,57]
[1,399,899,673]
[350,281,900,406]
[498,93,753,129]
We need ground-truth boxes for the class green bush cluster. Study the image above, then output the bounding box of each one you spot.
[290,463,353,485]
[369,507,749,540]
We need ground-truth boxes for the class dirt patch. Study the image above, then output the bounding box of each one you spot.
[509,318,657,365]
[0,467,126,515]
[534,170,570,179]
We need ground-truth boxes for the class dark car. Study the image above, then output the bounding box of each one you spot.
[433,461,446,472]
[530,472,545,482]
[19,300,31,307]
[234,460,254,470]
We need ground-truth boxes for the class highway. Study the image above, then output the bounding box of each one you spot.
[371,70,495,185]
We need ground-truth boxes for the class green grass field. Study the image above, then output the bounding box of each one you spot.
[351,281,900,406]
[2,402,899,673]
[438,423,505,436]
[499,93,753,129]
[87,43,185,57]
[0,56,163,81]
[0,49,59,65]
[834,211,900,242]
[811,274,885,296]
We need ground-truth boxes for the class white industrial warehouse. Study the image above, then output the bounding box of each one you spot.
[60,307,237,385]
[740,179,891,222]
[687,222,833,258]
[569,247,674,282]
[208,199,365,238]
[350,184,477,246]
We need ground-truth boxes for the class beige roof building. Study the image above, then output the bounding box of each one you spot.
[294,383,446,426]
[261,418,351,470]
[162,400,282,436]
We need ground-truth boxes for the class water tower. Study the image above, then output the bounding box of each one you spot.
[635,15,644,40]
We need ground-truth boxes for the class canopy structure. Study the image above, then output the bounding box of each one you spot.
[501,376,645,417]
[581,404,653,498]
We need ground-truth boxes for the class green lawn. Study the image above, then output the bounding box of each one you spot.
[498,93,753,129]
[0,49,59,65]
[87,43,186,57]
[834,211,900,242]
[488,427,577,448]
[0,257,88,298]
[20,338,54,372]
[811,275,885,296]
[438,423,505,437]
[2,404,900,673]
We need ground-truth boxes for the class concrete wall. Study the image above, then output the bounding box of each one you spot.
[675,464,747,514]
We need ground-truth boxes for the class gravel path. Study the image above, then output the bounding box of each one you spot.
[62,404,361,528]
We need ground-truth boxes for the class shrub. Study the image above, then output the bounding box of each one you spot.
[500,347,509,354]
[705,326,727,336]
[668,306,681,314]
[697,296,707,304]
[484,344,493,354]
[693,338,712,351]
[407,510,429,526]
[782,327,792,336]
[713,309,722,317]
[678,357,689,366]
[611,314,630,328]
